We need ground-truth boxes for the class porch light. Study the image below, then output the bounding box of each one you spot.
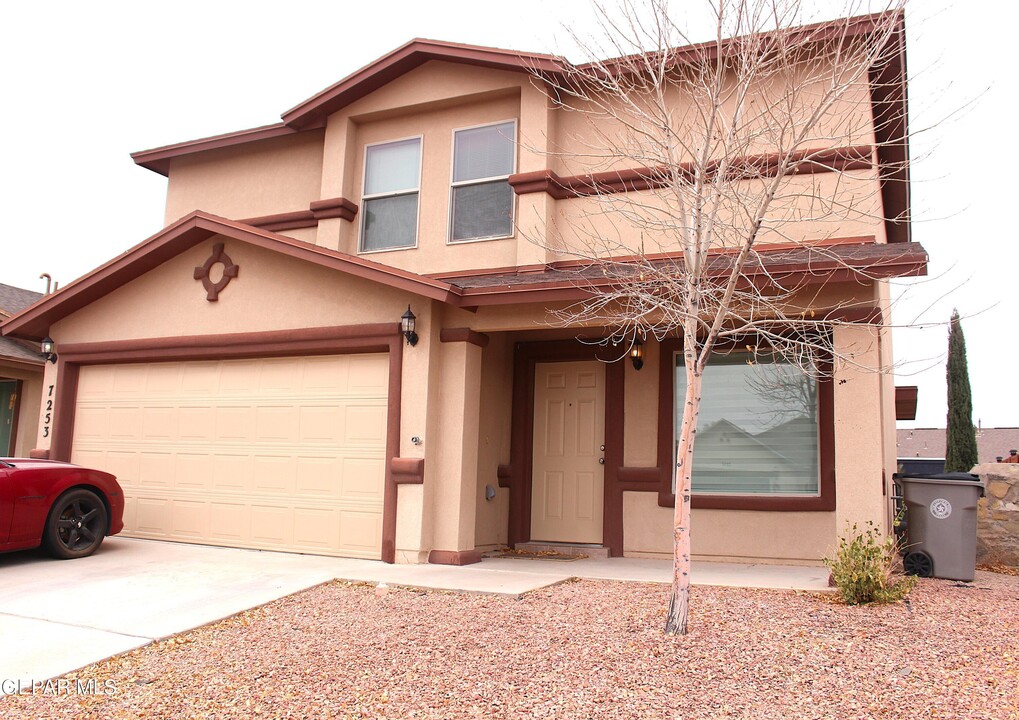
[41,336,57,364]
[401,306,418,347]
[629,337,644,371]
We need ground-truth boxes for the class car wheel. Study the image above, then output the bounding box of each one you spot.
[43,489,109,559]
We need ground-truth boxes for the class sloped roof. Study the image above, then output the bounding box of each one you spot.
[131,10,908,199]
[0,211,927,343]
[0,282,42,316]
[0,282,44,366]
[896,428,1019,465]
[0,211,463,342]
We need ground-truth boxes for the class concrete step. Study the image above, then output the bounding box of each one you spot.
[514,542,610,559]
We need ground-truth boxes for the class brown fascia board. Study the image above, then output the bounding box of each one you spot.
[453,241,928,307]
[0,211,461,342]
[895,385,918,421]
[131,123,304,177]
[281,38,568,130]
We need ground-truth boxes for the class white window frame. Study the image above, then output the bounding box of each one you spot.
[359,135,424,255]
[447,119,518,245]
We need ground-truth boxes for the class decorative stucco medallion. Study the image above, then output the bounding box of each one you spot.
[193,242,239,301]
[929,498,952,520]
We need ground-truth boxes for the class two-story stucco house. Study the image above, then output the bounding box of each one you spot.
[1,12,926,566]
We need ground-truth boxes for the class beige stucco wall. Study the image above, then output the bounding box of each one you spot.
[0,362,43,457]
[473,333,513,549]
[157,54,886,278]
[164,130,325,225]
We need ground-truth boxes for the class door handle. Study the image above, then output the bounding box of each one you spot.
[598,458,605,464]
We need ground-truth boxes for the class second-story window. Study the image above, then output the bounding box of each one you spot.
[361,137,422,252]
[450,120,516,243]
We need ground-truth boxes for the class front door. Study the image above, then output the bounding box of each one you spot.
[531,361,605,543]
[0,381,17,456]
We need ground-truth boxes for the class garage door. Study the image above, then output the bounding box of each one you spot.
[70,354,388,559]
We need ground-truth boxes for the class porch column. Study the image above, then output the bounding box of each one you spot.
[425,329,487,564]
[833,323,889,535]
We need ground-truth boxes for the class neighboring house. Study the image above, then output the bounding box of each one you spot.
[0,283,44,457]
[897,428,1019,467]
[0,14,925,565]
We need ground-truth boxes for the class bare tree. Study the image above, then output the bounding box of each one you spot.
[528,0,912,634]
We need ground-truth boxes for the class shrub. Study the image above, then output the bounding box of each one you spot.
[824,521,916,605]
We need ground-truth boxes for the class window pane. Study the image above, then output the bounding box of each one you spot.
[365,138,420,195]
[451,181,513,241]
[675,355,819,495]
[362,194,418,251]
[453,122,515,182]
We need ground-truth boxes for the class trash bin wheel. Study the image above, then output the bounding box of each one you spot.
[903,550,934,578]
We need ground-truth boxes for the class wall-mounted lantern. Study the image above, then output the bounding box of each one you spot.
[41,336,57,364]
[401,306,418,347]
[629,337,644,371]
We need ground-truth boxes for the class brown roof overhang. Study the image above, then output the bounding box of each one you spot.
[445,239,928,307]
[0,212,462,342]
[280,38,568,130]
[895,385,918,421]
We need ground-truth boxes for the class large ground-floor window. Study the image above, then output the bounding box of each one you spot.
[674,352,820,496]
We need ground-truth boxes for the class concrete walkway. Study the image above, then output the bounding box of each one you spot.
[0,538,829,688]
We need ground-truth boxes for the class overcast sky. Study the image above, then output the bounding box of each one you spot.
[0,1,1012,430]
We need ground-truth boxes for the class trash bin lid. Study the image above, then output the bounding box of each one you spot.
[893,472,980,482]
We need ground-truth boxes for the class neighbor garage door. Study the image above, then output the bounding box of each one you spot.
[70,354,388,559]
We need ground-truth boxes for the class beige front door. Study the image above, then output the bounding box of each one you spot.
[70,354,388,559]
[531,361,605,543]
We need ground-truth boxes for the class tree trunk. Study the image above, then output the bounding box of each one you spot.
[665,367,700,635]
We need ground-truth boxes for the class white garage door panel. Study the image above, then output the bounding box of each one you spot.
[71,354,388,560]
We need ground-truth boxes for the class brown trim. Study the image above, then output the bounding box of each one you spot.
[506,339,627,556]
[28,449,50,460]
[239,210,318,232]
[282,38,568,130]
[131,123,307,177]
[0,355,46,370]
[427,549,482,566]
[49,323,405,564]
[1,212,463,341]
[654,337,836,512]
[430,235,878,282]
[895,385,918,422]
[310,197,358,222]
[3,379,22,456]
[824,306,884,324]
[439,327,490,347]
[869,11,910,244]
[390,457,425,484]
[509,147,873,200]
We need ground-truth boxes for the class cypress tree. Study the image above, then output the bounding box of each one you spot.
[945,309,978,471]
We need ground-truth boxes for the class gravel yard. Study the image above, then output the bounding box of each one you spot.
[3,572,1016,719]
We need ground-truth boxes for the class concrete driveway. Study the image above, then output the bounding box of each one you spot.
[0,537,567,687]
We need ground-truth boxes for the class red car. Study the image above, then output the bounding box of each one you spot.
[0,458,124,559]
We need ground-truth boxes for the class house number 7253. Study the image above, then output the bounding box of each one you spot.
[42,384,54,438]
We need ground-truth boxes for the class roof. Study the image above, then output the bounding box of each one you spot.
[131,39,568,176]
[0,212,927,342]
[130,10,909,234]
[439,240,927,304]
[0,282,44,367]
[0,282,42,316]
[0,212,462,342]
[896,428,1019,466]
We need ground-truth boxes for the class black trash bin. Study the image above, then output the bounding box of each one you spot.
[894,472,984,581]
